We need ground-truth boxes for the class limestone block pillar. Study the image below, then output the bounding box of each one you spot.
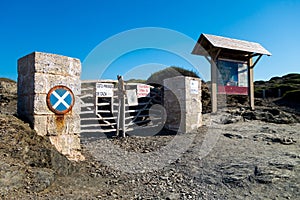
[164,76,202,133]
[17,52,84,161]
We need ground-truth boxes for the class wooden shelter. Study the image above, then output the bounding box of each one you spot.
[192,33,271,112]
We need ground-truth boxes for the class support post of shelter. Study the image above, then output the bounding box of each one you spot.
[248,58,255,110]
[211,58,218,113]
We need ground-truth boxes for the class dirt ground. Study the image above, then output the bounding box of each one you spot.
[0,79,299,199]
[1,111,299,199]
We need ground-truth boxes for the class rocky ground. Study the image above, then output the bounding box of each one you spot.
[0,78,17,115]
[0,78,299,199]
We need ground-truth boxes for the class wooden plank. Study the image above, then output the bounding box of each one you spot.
[248,58,255,110]
[80,117,101,121]
[250,54,262,68]
[125,115,136,120]
[211,58,218,113]
[101,116,117,120]
[81,87,94,91]
[100,123,117,126]
[80,94,93,99]
[96,110,111,113]
[80,129,116,133]
[81,103,94,108]
[96,102,110,106]
[81,123,116,128]
[113,102,150,106]
[80,110,95,114]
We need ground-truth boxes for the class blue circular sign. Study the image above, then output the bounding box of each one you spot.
[46,85,75,114]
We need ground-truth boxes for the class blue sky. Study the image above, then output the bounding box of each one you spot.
[0,0,299,81]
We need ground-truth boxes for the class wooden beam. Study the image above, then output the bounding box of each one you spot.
[210,49,221,113]
[247,53,260,58]
[211,59,218,113]
[213,49,221,61]
[248,58,255,110]
[250,55,262,68]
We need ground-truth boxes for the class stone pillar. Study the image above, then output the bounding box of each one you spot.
[164,76,202,133]
[17,52,84,161]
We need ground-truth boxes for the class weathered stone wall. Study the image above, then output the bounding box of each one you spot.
[17,52,84,161]
[164,76,202,133]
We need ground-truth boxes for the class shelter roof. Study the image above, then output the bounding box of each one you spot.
[192,34,271,61]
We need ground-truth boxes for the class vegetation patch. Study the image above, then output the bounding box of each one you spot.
[146,66,199,86]
[255,73,300,98]
[281,90,300,102]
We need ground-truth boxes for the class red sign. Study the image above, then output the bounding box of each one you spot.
[137,84,150,98]
[218,86,248,95]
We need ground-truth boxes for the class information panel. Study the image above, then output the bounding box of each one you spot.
[217,59,248,95]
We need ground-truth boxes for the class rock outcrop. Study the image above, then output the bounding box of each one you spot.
[0,78,17,115]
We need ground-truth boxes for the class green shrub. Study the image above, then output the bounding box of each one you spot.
[283,79,300,85]
[269,76,281,81]
[254,80,265,85]
[282,73,300,80]
[281,90,300,102]
[146,66,199,86]
[0,78,16,83]
[126,79,146,83]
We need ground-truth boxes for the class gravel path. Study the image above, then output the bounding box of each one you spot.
[14,115,298,200]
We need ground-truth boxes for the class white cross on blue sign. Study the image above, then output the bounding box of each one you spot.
[47,86,74,114]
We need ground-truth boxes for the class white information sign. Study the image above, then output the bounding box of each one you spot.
[126,89,138,106]
[190,80,199,94]
[96,83,114,97]
[137,84,150,98]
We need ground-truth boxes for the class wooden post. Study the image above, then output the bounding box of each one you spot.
[262,89,266,99]
[116,100,120,137]
[117,75,126,137]
[248,58,255,110]
[211,59,218,113]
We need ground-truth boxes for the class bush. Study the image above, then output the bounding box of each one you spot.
[146,66,199,86]
[269,76,281,82]
[281,90,300,102]
[283,79,300,85]
[126,79,146,83]
[254,80,265,85]
[0,78,16,83]
[282,73,300,80]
